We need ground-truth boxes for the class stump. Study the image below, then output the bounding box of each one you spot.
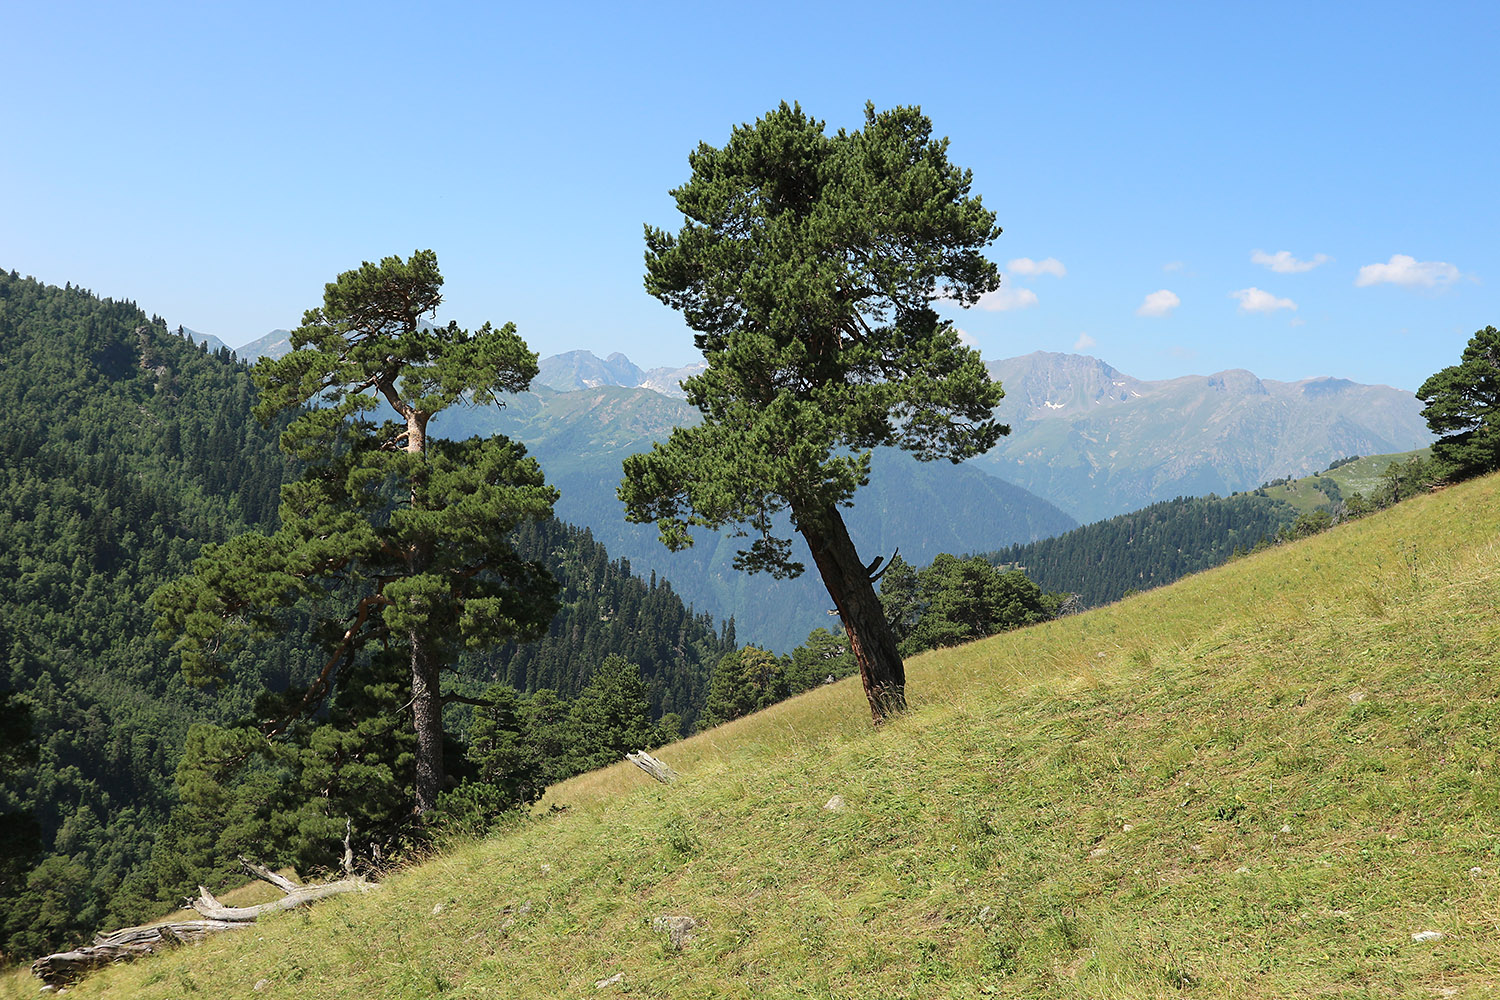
[625,750,678,784]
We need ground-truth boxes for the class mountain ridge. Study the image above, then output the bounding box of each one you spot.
[201,336,1435,548]
[979,351,1432,521]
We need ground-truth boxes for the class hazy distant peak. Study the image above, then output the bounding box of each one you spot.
[1291,376,1358,398]
[1204,369,1267,395]
[535,349,703,398]
[234,329,294,363]
[178,326,232,354]
[986,352,1148,413]
[536,350,644,393]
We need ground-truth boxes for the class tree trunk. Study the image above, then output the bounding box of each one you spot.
[410,630,444,814]
[794,500,907,722]
[403,398,447,815]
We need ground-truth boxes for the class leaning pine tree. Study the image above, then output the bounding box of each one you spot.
[153,251,558,814]
[619,103,1008,722]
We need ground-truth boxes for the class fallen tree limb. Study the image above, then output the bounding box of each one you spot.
[190,877,367,921]
[31,857,372,987]
[239,855,300,893]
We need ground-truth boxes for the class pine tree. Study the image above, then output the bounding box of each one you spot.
[1418,325,1500,481]
[152,251,558,814]
[621,102,1006,723]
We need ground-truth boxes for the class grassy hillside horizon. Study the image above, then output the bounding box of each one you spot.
[1247,448,1434,516]
[14,472,1498,998]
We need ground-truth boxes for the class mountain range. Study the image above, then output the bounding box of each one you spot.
[977,352,1434,522]
[464,345,1434,525]
[535,349,704,398]
[212,333,1435,643]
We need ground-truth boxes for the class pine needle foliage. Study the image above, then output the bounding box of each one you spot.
[151,251,560,814]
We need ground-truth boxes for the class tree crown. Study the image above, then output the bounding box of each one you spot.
[1418,325,1500,481]
[154,252,557,704]
[254,249,538,430]
[623,103,1008,577]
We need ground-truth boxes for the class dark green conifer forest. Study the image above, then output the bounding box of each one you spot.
[986,493,1299,608]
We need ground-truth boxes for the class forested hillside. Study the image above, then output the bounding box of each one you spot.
[0,271,300,958]
[0,272,728,963]
[987,492,1299,607]
[989,445,1452,609]
[458,518,732,729]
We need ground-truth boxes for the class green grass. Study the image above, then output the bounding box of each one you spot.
[1253,448,1433,515]
[12,472,1499,999]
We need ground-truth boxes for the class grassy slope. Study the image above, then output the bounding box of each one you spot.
[1256,448,1434,515]
[11,473,1498,999]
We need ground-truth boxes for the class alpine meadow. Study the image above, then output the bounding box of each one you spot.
[4,76,1499,1000]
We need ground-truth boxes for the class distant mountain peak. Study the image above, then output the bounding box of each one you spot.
[178,327,232,354]
[229,329,291,363]
[1296,376,1358,397]
[536,349,705,398]
[978,352,1432,522]
[1205,369,1267,395]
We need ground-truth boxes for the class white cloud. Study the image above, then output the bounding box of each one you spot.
[955,327,978,348]
[1236,284,1296,313]
[1355,254,1460,288]
[977,286,1039,311]
[1252,249,1330,273]
[1136,290,1180,317]
[1163,260,1185,272]
[1007,256,1066,278]
[1074,333,1096,351]
[1231,287,1297,313]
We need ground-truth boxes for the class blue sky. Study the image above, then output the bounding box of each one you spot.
[4,1,1495,391]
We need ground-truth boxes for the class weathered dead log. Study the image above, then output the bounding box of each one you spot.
[189,878,367,921]
[31,858,371,987]
[31,921,253,986]
[625,750,678,784]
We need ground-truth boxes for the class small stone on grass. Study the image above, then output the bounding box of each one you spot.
[651,915,697,950]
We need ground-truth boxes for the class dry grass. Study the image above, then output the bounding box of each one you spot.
[9,472,1499,999]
